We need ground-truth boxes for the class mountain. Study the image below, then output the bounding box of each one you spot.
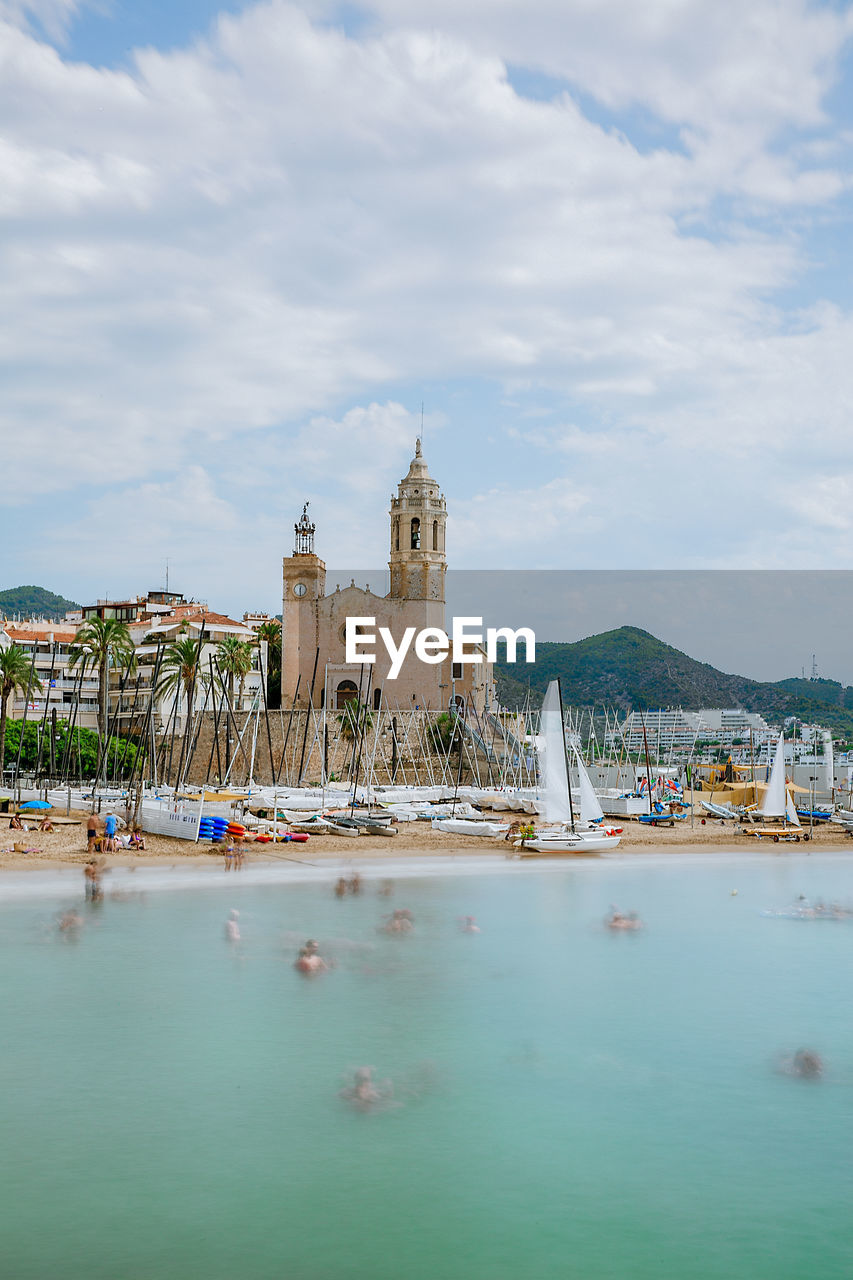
[495,626,853,741]
[0,585,79,621]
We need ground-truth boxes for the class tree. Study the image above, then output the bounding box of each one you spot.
[3,718,138,780]
[428,711,462,754]
[257,620,282,709]
[156,636,204,708]
[0,644,43,777]
[69,617,135,737]
[156,636,205,762]
[217,637,254,709]
[338,699,373,741]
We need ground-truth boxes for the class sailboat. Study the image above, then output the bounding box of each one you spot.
[749,734,808,843]
[516,681,622,856]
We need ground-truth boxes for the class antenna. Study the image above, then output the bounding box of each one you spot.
[165,558,169,593]
[811,654,818,680]
[420,401,424,443]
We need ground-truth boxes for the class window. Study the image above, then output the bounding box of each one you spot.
[452,662,462,680]
[432,520,439,550]
[373,687,382,711]
[410,518,420,549]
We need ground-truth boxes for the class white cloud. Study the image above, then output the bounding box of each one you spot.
[1,0,853,590]
[309,0,853,136]
[448,477,594,564]
[0,0,85,40]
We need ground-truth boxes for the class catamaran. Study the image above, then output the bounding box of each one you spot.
[515,680,622,856]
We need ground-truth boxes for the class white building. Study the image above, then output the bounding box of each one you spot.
[0,621,100,730]
[613,707,772,754]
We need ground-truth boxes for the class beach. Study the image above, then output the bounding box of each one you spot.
[2,807,849,871]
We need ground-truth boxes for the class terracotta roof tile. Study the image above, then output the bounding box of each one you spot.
[4,625,79,643]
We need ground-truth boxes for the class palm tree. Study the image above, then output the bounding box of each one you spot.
[156,635,205,775]
[156,636,204,708]
[256,619,281,708]
[217,637,254,709]
[68,617,136,738]
[0,644,43,776]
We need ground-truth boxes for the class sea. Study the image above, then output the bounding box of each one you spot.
[1,851,852,1280]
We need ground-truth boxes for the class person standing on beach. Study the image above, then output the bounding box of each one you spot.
[103,813,118,852]
[86,813,98,856]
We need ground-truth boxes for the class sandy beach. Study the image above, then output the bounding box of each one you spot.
[1,807,850,872]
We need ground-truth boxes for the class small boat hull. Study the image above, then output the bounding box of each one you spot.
[517,833,621,856]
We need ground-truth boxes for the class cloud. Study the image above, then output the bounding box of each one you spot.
[307,0,853,137]
[448,477,594,564]
[2,0,853,596]
[0,0,85,40]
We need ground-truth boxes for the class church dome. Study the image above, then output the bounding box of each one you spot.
[401,438,436,487]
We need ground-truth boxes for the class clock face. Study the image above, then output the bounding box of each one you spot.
[293,582,307,597]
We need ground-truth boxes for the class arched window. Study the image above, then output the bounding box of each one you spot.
[393,517,400,552]
[336,679,358,709]
[410,518,420,549]
[373,687,382,711]
[432,520,439,551]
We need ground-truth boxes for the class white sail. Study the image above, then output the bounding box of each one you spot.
[540,682,571,824]
[786,791,802,827]
[573,742,605,824]
[759,734,787,817]
[822,730,834,798]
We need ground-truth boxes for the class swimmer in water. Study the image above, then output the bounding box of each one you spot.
[606,907,642,931]
[791,1049,823,1078]
[295,940,327,973]
[334,877,347,898]
[461,916,480,933]
[340,1066,393,1110]
[58,910,83,934]
[348,873,362,895]
[381,909,414,934]
[225,909,241,943]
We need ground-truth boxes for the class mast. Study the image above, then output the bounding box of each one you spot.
[556,678,576,832]
[640,712,653,815]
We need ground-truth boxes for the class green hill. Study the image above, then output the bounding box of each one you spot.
[495,626,853,741]
[0,585,79,620]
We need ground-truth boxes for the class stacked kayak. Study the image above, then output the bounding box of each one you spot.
[199,815,229,842]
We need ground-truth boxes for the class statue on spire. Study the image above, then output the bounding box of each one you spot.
[294,502,316,555]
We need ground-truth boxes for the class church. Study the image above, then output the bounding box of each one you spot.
[281,441,494,714]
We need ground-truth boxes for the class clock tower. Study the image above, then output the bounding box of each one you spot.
[281,503,326,705]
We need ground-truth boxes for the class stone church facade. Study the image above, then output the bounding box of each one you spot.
[281,441,494,714]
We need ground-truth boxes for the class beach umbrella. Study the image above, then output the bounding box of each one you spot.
[21,799,52,810]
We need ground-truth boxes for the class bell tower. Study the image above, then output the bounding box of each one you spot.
[389,439,446,601]
[281,503,326,706]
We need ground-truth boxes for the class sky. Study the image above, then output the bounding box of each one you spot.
[3,0,853,661]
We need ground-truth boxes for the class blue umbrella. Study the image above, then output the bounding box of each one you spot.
[21,800,51,810]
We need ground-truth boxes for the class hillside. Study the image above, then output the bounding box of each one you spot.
[0,585,79,620]
[495,626,853,741]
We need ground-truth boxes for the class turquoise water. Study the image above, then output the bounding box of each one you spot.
[2,853,853,1279]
